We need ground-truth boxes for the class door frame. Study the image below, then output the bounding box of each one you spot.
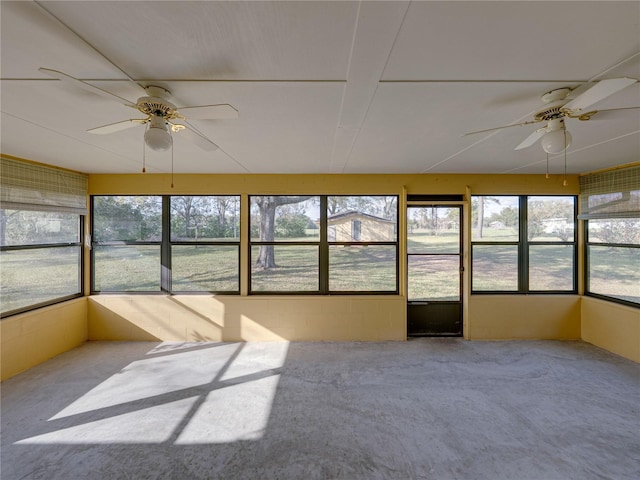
[406,200,468,337]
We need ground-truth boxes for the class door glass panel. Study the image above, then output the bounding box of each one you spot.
[407,206,461,301]
[408,255,460,301]
[408,207,460,254]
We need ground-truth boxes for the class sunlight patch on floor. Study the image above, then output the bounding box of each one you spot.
[17,397,199,444]
[175,374,282,444]
[16,342,289,445]
[48,343,240,421]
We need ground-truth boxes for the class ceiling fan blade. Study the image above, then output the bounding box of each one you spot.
[464,119,541,136]
[39,67,137,107]
[563,78,638,112]
[178,104,239,120]
[87,119,144,135]
[514,127,547,150]
[589,106,640,116]
[177,123,219,151]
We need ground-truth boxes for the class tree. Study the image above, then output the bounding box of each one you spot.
[171,196,210,239]
[253,196,311,269]
[472,196,501,239]
[327,197,349,216]
[597,219,640,245]
[492,206,518,229]
[528,198,573,241]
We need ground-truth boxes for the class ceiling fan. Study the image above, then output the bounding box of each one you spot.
[465,77,639,154]
[39,68,238,152]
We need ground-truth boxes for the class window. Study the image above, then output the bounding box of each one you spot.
[92,196,162,292]
[1,210,83,315]
[250,196,320,292]
[1,158,86,317]
[471,195,576,293]
[170,196,240,292]
[586,220,639,304]
[327,196,397,293]
[472,196,520,291]
[527,196,576,291]
[92,195,240,293]
[582,165,640,306]
[352,220,361,241]
[249,195,398,294]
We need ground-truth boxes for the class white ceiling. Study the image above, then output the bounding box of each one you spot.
[1,1,639,175]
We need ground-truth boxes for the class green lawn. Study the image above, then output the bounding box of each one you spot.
[588,246,639,303]
[3,235,638,314]
[408,230,460,254]
[0,248,81,313]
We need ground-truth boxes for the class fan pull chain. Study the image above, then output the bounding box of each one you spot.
[142,124,147,173]
[170,134,174,189]
[545,152,549,179]
[562,129,568,186]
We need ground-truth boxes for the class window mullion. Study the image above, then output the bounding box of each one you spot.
[319,196,328,294]
[519,196,528,292]
[161,196,171,293]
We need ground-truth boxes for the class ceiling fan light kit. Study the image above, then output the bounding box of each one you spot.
[144,115,172,151]
[541,118,572,154]
[541,128,571,154]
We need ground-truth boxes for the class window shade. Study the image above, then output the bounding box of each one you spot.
[578,165,640,220]
[0,157,88,214]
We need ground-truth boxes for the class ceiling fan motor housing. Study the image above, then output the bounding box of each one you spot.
[136,85,178,118]
[137,96,177,118]
[534,87,573,121]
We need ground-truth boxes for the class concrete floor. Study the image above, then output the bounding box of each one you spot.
[1,339,639,480]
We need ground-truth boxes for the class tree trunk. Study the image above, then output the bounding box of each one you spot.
[476,197,484,239]
[256,197,277,269]
[254,195,312,270]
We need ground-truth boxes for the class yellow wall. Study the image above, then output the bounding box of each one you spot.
[89,172,578,196]
[582,297,640,362]
[468,295,581,340]
[1,298,87,380]
[88,295,405,342]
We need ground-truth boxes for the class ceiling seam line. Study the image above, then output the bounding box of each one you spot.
[329,0,362,172]
[33,1,142,90]
[378,79,594,84]
[588,51,640,82]
[340,0,412,173]
[1,78,349,83]
[1,111,141,166]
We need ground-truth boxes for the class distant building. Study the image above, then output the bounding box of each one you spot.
[326,211,395,241]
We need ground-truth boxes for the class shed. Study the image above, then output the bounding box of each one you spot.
[326,211,395,242]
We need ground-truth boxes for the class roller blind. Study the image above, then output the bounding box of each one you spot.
[0,157,88,214]
[578,165,640,220]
